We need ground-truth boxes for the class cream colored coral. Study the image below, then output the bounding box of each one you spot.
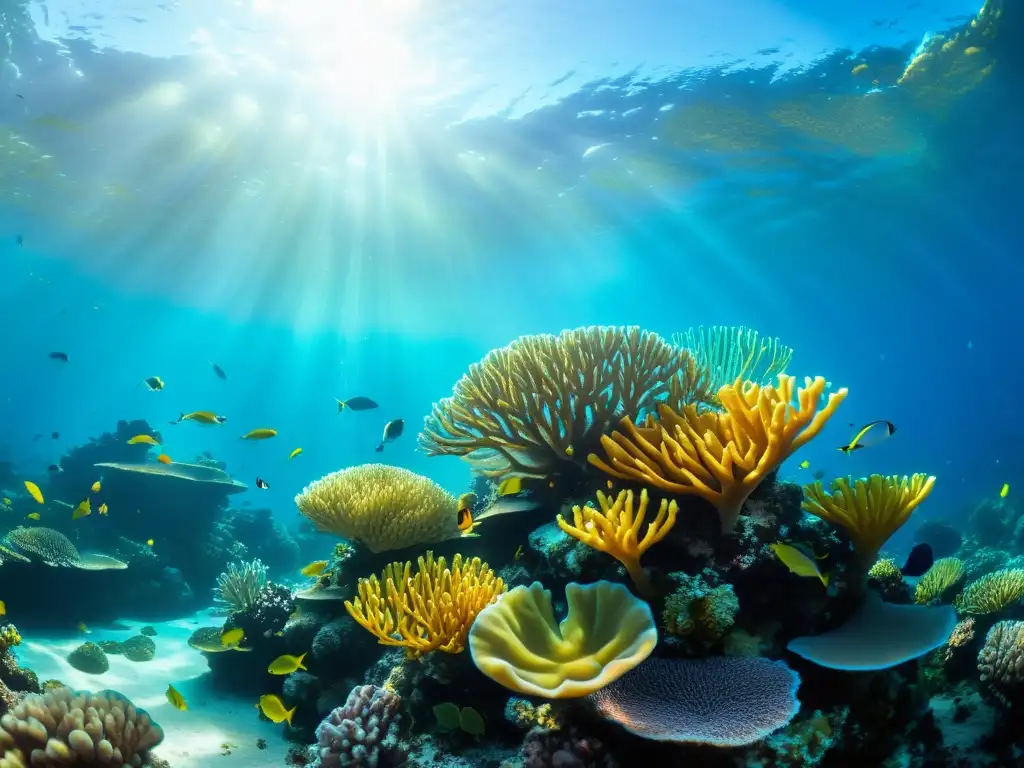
[295,464,464,553]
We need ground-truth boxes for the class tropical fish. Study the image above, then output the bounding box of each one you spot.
[220,628,245,647]
[901,543,933,577]
[72,498,91,520]
[336,396,378,412]
[138,376,165,391]
[0,601,6,616]
[375,419,404,452]
[128,434,160,446]
[157,454,172,465]
[497,476,522,496]
[209,361,227,380]
[241,428,277,441]
[457,505,475,533]
[51,432,59,440]
[475,497,542,522]
[798,460,810,470]
[98,503,108,516]
[49,352,68,362]
[23,481,44,504]
[47,464,62,473]
[289,447,303,460]
[257,694,295,726]
[176,411,227,425]
[769,542,829,587]
[300,560,328,577]
[91,481,101,493]
[146,539,154,547]
[77,622,90,634]
[1001,483,1010,499]
[838,421,896,454]
[965,46,982,55]
[852,63,868,75]
[166,684,188,711]
[256,477,269,490]
[26,513,40,520]
[267,652,307,675]
[2,498,10,506]
[565,446,575,457]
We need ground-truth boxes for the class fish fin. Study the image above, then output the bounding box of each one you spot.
[375,443,384,452]
[285,706,296,727]
[816,552,829,560]
[336,399,345,413]
[297,652,307,671]
[837,445,853,454]
[821,572,830,587]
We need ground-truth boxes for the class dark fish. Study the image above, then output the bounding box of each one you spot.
[15,94,22,99]
[47,464,62,473]
[256,477,269,490]
[32,434,42,441]
[839,420,896,454]
[209,361,227,380]
[49,352,68,362]
[15,235,23,246]
[375,419,404,452]
[901,542,933,577]
[51,432,59,440]
[337,396,379,413]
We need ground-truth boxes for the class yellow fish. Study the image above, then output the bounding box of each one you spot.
[497,476,522,496]
[166,684,188,711]
[72,498,91,520]
[24,481,44,504]
[177,411,226,425]
[258,694,296,725]
[267,652,307,675]
[146,539,154,547]
[852,63,868,75]
[769,542,829,587]
[157,454,172,465]
[26,513,40,520]
[241,428,277,440]
[127,434,160,446]
[289,447,303,460]
[91,481,101,493]
[1001,483,1010,499]
[139,376,165,391]
[565,445,574,457]
[799,460,810,470]
[300,560,329,577]
[2,497,10,505]
[220,628,245,647]
[965,46,982,55]
[77,622,90,634]
[0,600,6,616]
[98,503,108,516]
[838,421,895,454]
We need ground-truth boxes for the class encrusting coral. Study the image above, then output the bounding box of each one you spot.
[590,374,846,532]
[801,474,936,565]
[295,464,465,554]
[556,489,677,596]
[977,620,1024,705]
[954,569,1024,615]
[345,552,506,658]
[914,557,966,604]
[468,580,657,699]
[0,686,164,767]
[419,326,716,480]
[672,325,794,392]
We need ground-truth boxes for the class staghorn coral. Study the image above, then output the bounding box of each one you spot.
[802,474,936,565]
[954,569,1024,615]
[977,620,1024,705]
[914,558,966,604]
[213,558,268,614]
[556,489,676,596]
[345,551,505,658]
[419,326,715,480]
[295,464,464,554]
[662,572,739,645]
[591,375,846,532]
[0,686,164,767]
[312,684,404,768]
[672,325,793,392]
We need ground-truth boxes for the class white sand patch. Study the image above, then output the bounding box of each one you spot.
[13,612,291,768]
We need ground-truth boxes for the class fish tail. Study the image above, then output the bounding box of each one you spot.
[375,443,384,452]
[285,706,296,727]
[837,445,851,454]
[336,399,345,413]
[821,571,830,587]
[297,652,307,671]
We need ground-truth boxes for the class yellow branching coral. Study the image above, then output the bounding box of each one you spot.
[557,489,677,596]
[590,375,847,532]
[344,551,506,658]
[419,326,715,479]
[672,325,793,392]
[802,474,936,565]
[914,558,966,605]
[295,464,464,554]
[954,569,1024,616]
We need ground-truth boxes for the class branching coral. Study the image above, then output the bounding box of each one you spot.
[802,474,936,565]
[556,489,676,596]
[419,326,716,480]
[914,558,966,605]
[345,552,505,658]
[954,569,1024,615]
[977,620,1024,705]
[0,687,164,767]
[591,375,846,532]
[313,685,404,768]
[213,558,268,614]
[295,464,463,554]
[672,325,793,392]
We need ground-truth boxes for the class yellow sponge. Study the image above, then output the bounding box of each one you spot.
[468,580,657,699]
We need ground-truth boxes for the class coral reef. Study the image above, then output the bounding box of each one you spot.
[977,620,1024,705]
[914,558,966,605]
[311,685,404,767]
[66,642,109,675]
[122,635,156,662]
[955,569,1024,615]
[672,325,793,392]
[520,726,618,768]
[661,571,739,647]
[214,558,268,614]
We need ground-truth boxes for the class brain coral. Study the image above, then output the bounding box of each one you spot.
[295,464,463,553]
[589,656,801,746]
[0,686,164,767]
[977,620,1024,705]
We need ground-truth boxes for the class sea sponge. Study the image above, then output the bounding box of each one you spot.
[673,325,793,392]
[345,551,505,658]
[802,474,936,565]
[591,375,846,532]
[0,686,164,767]
[122,635,156,662]
[557,489,677,595]
[914,558,966,605]
[296,464,464,554]
[468,580,657,699]
[589,656,801,746]
[419,326,715,480]
[313,685,404,768]
[66,642,109,675]
[954,569,1024,615]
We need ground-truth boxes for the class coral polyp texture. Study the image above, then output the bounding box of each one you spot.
[213,557,268,614]
[914,557,966,604]
[468,580,657,699]
[313,685,404,768]
[801,474,936,564]
[345,551,506,657]
[0,687,164,767]
[672,325,794,392]
[590,374,846,532]
[954,569,1024,615]
[557,489,677,595]
[977,620,1024,705]
[295,464,465,553]
[0,527,126,570]
[418,326,715,480]
[588,656,801,746]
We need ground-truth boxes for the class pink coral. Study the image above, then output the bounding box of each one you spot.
[313,685,405,767]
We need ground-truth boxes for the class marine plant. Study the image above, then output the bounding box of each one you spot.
[914,558,966,604]
[344,551,505,657]
[590,374,846,532]
[419,326,716,480]
[556,489,677,596]
[213,558,268,614]
[672,325,794,392]
[295,464,464,553]
[801,474,936,565]
[954,569,1024,615]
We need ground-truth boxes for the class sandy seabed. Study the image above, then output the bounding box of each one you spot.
[15,610,289,767]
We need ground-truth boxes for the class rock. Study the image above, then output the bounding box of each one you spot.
[123,634,156,662]
[140,625,157,637]
[66,642,109,674]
